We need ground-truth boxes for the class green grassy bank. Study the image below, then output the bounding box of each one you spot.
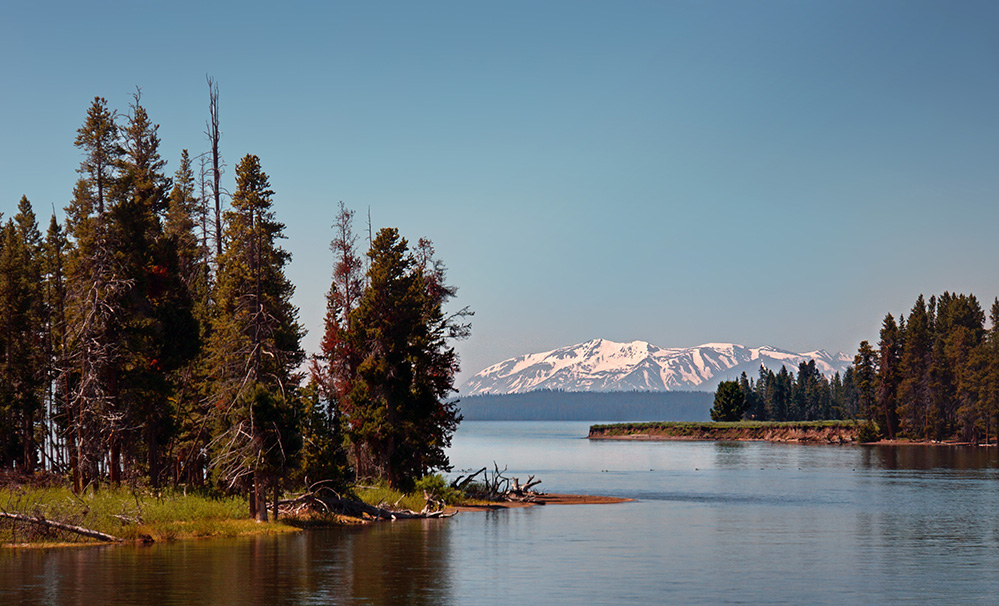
[1,473,473,547]
[0,486,302,546]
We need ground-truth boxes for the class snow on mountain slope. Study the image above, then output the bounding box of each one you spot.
[461,338,853,395]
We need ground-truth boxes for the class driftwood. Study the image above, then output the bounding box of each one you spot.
[277,487,456,521]
[451,462,545,503]
[0,511,123,542]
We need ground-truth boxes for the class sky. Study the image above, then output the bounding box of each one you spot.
[2,1,997,387]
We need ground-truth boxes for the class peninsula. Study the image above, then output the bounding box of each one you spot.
[588,421,863,444]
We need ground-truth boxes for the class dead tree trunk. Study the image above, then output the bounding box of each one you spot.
[0,511,122,542]
[206,75,223,263]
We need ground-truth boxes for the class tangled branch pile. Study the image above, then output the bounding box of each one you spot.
[450,463,543,503]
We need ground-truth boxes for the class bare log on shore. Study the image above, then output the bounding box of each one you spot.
[450,462,545,503]
[278,487,456,521]
[0,511,123,543]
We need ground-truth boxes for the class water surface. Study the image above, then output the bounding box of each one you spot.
[4,421,999,604]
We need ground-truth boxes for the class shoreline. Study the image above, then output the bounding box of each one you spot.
[590,434,990,446]
[588,421,862,444]
[588,422,993,447]
[2,491,631,549]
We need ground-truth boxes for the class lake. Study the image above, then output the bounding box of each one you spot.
[5,421,999,604]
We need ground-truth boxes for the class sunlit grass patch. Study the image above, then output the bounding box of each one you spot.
[353,483,427,512]
[0,485,299,545]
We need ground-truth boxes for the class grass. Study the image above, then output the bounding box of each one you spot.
[0,485,298,546]
[2,473,476,546]
[353,484,428,512]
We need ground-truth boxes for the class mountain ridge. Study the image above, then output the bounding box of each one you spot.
[461,338,853,396]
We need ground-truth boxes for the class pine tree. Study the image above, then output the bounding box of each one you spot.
[769,366,793,421]
[927,293,983,439]
[42,215,69,473]
[165,149,213,487]
[837,367,860,419]
[898,295,933,439]
[344,228,466,490]
[854,341,877,427]
[967,299,999,444]
[0,198,47,470]
[738,372,761,420]
[109,90,172,484]
[64,98,126,491]
[710,381,746,421]
[308,202,364,487]
[74,97,119,215]
[875,314,903,440]
[207,154,303,520]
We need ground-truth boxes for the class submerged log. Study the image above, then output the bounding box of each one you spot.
[0,511,123,542]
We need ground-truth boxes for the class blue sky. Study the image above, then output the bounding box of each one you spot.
[2,1,997,385]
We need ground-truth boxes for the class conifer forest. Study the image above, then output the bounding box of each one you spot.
[716,293,999,444]
[0,89,470,516]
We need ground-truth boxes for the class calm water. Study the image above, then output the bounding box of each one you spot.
[5,421,999,604]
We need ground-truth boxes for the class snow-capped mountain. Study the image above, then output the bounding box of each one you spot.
[461,339,853,395]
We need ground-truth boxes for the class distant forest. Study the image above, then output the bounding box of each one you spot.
[458,390,713,422]
[715,292,999,444]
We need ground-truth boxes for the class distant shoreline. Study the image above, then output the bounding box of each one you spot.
[588,421,861,444]
[588,421,994,446]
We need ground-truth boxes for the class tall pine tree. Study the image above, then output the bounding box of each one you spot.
[344,228,466,490]
[207,154,303,520]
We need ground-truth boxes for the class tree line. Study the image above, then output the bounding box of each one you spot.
[710,362,860,422]
[0,86,468,518]
[712,292,999,444]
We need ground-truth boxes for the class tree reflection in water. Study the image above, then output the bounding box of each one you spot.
[0,519,454,605]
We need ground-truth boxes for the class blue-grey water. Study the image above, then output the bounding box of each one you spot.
[5,421,999,604]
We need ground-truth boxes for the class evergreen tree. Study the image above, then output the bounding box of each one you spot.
[769,366,793,421]
[967,299,999,444]
[710,380,746,421]
[110,91,174,484]
[754,366,774,420]
[925,293,982,439]
[793,360,827,420]
[875,314,903,440]
[64,98,126,491]
[738,372,761,420]
[829,372,845,417]
[309,202,365,487]
[898,295,933,439]
[207,154,303,519]
[74,97,119,215]
[42,214,69,473]
[165,149,212,486]
[854,341,877,426]
[0,198,47,470]
[345,228,465,490]
[837,367,860,419]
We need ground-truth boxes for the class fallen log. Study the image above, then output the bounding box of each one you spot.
[0,511,123,543]
[278,489,456,521]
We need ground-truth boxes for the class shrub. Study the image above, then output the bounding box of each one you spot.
[857,420,882,443]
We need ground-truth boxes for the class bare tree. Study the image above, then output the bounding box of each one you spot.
[206,75,224,263]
